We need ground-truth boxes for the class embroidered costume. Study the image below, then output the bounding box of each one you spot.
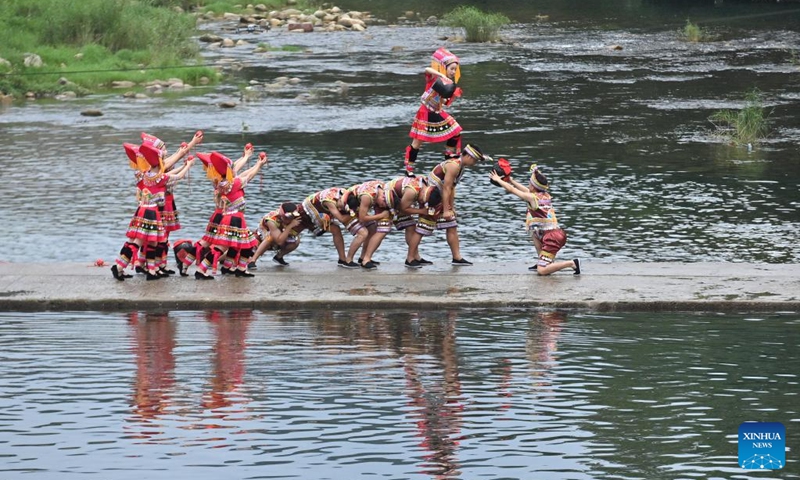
[404,48,464,176]
[526,166,567,268]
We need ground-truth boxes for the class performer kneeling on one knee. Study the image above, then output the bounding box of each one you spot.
[489,163,581,276]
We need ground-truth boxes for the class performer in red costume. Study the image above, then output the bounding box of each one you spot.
[195,150,268,279]
[177,146,256,276]
[111,140,198,281]
[404,47,464,177]
[139,132,203,274]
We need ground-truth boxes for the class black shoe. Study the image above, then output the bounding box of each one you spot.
[338,259,360,269]
[417,258,433,265]
[235,269,255,277]
[451,257,473,266]
[248,262,258,270]
[195,271,214,280]
[178,264,189,277]
[162,268,176,275]
[405,259,422,269]
[135,266,146,274]
[111,265,125,281]
[573,258,581,275]
[358,258,380,266]
[158,269,170,278]
[122,273,134,279]
[220,266,234,275]
[146,272,161,281]
[273,255,289,266]
[361,260,378,270]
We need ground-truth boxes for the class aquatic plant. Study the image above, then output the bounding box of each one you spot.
[679,19,716,43]
[709,89,770,146]
[441,6,511,43]
[789,49,800,66]
[256,43,305,53]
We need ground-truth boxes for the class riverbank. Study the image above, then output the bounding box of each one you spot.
[1,262,797,313]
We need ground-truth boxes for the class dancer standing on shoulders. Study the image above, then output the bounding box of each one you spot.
[489,164,581,276]
[404,47,463,177]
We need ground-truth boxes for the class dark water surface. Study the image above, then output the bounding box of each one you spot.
[0,309,798,479]
[0,1,798,265]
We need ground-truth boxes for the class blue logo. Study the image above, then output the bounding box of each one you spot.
[739,422,785,470]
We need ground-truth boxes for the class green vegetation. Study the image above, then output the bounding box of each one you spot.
[679,19,717,43]
[788,49,800,66]
[256,43,306,53]
[153,0,322,15]
[709,89,771,145]
[0,0,222,98]
[441,6,511,43]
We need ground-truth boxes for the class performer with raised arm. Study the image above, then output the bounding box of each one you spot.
[195,150,268,279]
[111,138,199,281]
[489,163,581,276]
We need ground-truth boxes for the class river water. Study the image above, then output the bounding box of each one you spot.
[0,0,798,265]
[1,309,798,479]
[1,4,799,477]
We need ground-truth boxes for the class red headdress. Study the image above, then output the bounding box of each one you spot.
[431,47,461,83]
[138,143,165,173]
[122,143,140,170]
[141,132,166,152]
[207,151,234,183]
[195,152,212,171]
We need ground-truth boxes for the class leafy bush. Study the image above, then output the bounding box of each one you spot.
[441,6,510,43]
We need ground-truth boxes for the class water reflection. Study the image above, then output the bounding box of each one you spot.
[1,310,799,478]
[527,311,565,390]
[127,311,176,439]
[201,310,252,417]
[2,4,800,264]
[401,311,463,479]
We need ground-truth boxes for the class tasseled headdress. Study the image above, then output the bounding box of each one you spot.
[431,47,461,83]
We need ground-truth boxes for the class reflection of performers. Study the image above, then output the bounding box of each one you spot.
[128,311,176,434]
[401,311,464,479]
[202,310,253,415]
[526,311,566,388]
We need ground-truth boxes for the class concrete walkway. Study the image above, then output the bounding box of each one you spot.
[1,262,798,313]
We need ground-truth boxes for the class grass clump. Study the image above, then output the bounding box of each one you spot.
[0,0,215,98]
[709,89,770,146]
[256,43,305,53]
[441,6,510,43]
[679,19,717,43]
